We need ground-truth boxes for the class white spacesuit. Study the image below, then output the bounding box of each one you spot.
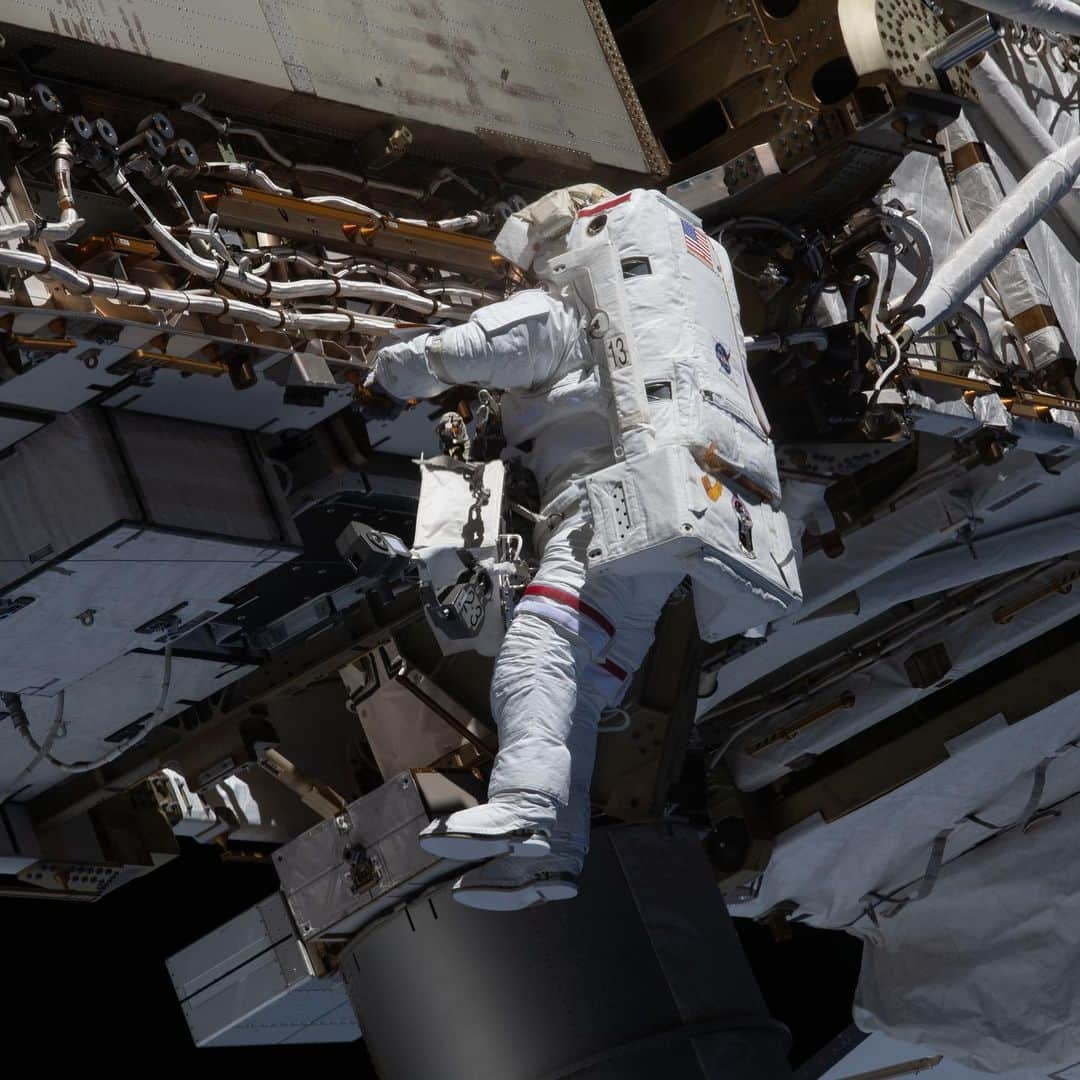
[372,186,802,909]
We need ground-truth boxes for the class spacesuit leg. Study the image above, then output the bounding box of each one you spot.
[420,509,683,863]
[417,513,594,860]
[444,513,684,904]
[416,609,587,861]
[446,661,616,909]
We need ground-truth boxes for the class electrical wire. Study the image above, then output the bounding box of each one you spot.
[869,330,904,404]
[6,647,174,776]
[305,193,382,217]
[107,168,445,315]
[877,205,935,319]
[180,95,424,198]
[0,691,68,805]
[715,217,825,277]
[198,160,293,196]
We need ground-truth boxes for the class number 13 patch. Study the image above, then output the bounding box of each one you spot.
[606,333,629,368]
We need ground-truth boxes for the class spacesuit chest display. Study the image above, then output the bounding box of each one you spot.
[552,190,802,639]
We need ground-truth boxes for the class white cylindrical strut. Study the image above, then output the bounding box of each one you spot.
[904,132,1080,337]
[969,54,1080,247]
[965,0,1080,38]
[943,113,1072,371]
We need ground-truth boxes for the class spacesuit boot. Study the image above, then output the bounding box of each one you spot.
[450,849,582,911]
[417,791,555,861]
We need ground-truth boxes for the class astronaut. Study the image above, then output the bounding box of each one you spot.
[370,185,801,910]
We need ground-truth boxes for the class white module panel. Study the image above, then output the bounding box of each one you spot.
[168,893,361,1048]
[0,524,292,696]
[0,310,138,414]
[0,650,256,801]
[0,412,44,452]
[0,1,658,178]
[0,311,353,433]
[105,349,354,433]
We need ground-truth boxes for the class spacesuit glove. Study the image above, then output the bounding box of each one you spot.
[369,333,448,401]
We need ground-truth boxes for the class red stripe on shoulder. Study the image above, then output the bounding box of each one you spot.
[577,192,632,218]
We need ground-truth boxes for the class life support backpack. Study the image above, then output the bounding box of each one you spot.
[540,189,802,639]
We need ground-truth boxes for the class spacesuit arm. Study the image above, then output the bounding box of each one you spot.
[371,289,576,399]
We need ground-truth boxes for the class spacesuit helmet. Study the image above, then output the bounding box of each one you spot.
[494,183,614,275]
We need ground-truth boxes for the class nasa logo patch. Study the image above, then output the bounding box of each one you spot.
[715,341,731,375]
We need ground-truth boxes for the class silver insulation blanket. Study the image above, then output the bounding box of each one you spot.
[907,131,1080,336]
[968,0,1080,38]
[885,40,1080,361]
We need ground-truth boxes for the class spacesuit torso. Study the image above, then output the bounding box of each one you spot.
[372,189,801,641]
[374,191,777,494]
[492,200,781,505]
[370,283,609,500]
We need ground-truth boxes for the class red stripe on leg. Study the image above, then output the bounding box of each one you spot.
[599,658,628,681]
[523,584,615,638]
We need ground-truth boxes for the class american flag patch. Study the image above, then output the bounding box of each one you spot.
[682,219,715,270]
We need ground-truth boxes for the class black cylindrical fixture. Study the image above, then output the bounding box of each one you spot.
[340,823,792,1080]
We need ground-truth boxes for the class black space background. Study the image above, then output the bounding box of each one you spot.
[0,839,862,1069]
[0,0,864,1068]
